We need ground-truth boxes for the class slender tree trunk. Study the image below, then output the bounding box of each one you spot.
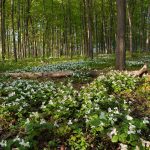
[127,4,133,55]
[1,0,6,63]
[88,0,93,59]
[83,0,88,56]
[26,0,30,58]
[94,13,98,56]
[68,0,73,59]
[11,0,17,62]
[146,6,150,51]
[6,25,10,58]
[42,0,46,59]
[101,0,105,53]
[51,0,54,57]
[84,0,93,59]
[116,0,126,70]
[17,0,21,59]
[109,0,113,53]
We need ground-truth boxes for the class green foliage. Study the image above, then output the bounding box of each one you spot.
[0,71,149,149]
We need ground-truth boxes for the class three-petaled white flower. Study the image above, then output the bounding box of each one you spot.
[126,115,133,120]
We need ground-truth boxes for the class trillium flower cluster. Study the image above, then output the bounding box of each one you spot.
[126,60,145,67]
[13,136,30,147]
[0,71,149,149]
[13,60,106,73]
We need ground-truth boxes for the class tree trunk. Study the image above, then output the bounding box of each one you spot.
[116,0,126,70]
[17,0,21,59]
[11,0,17,62]
[146,6,150,51]
[127,4,133,55]
[84,0,93,59]
[1,0,6,63]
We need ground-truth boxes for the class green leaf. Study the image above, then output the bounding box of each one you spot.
[112,135,118,143]
[119,133,127,143]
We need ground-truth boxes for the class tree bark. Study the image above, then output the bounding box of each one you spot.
[17,0,21,59]
[146,6,150,51]
[127,3,133,55]
[116,0,126,70]
[11,0,17,62]
[1,0,6,63]
[83,0,93,59]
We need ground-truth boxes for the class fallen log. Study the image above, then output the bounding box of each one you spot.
[128,64,148,77]
[2,71,73,79]
[0,64,148,79]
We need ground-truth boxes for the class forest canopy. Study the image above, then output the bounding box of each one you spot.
[0,0,149,62]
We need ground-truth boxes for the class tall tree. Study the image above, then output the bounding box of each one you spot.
[0,0,149,61]
[116,0,126,70]
[83,0,93,59]
[1,0,6,63]
[146,5,150,51]
[11,0,17,62]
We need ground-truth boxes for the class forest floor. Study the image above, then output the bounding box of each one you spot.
[0,53,150,150]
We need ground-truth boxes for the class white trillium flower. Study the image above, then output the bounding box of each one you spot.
[128,123,136,135]
[120,143,128,150]
[19,139,30,147]
[85,119,89,123]
[8,92,15,97]
[140,138,150,148]
[108,107,112,112]
[128,130,135,134]
[126,115,133,120]
[13,135,21,142]
[54,121,59,127]
[91,125,95,128]
[30,112,39,118]
[18,107,23,111]
[100,112,106,119]
[100,122,104,126]
[25,118,30,124]
[49,100,53,105]
[137,130,141,134]
[40,119,46,124]
[143,117,149,124]
[68,119,72,125]
[0,140,7,147]
[108,128,117,138]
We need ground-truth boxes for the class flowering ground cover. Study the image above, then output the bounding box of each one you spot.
[0,54,150,149]
[0,71,150,150]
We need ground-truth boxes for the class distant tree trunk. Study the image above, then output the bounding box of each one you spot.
[127,3,133,55]
[84,0,93,59]
[42,0,45,59]
[94,13,98,56]
[51,0,54,57]
[1,0,6,63]
[146,6,150,51]
[116,0,126,70]
[17,0,21,59]
[68,0,73,59]
[101,0,105,53]
[109,0,114,53]
[11,0,17,62]
[22,5,26,58]
[6,25,10,58]
[83,0,88,56]
[26,0,30,58]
